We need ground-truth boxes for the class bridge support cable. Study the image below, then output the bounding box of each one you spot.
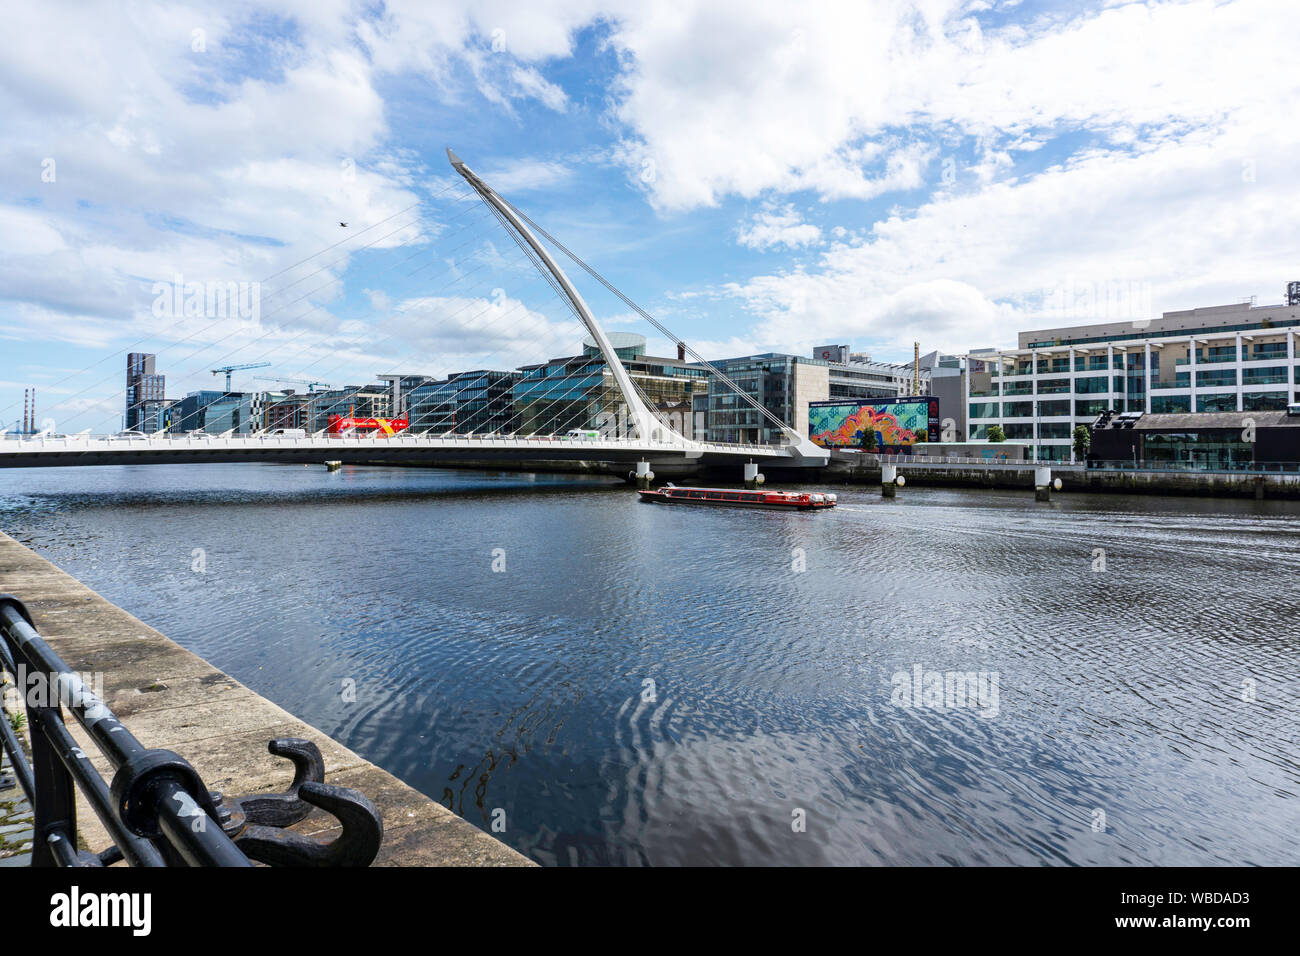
[19,183,492,436]
[446,149,676,447]
[449,151,826,463]
[4,182,478,435]
[493,194,798,443]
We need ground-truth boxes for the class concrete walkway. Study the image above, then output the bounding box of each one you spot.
[0,531,531,866]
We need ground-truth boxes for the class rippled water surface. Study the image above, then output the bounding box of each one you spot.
[2,463,1298,865]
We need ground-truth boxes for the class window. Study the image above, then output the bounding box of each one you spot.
[1151,395,1191,413]
[1039,422,1072,439]
[1195,393,1237,413]
[969,402,999,419]
[1038,400,1071,417]
[1195,369,1237,388]
[1075,376,1109,394]
[1243,392,1288,411]
[1076,399,1109,417]
[1003,402,1033,418]
[1242,367,1287,386]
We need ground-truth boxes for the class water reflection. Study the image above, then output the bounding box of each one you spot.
[2,463,1297,865]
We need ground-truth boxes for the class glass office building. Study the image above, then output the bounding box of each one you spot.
[963,290,1300,461]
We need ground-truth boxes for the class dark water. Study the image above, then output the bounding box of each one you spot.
[2,464,1298,865]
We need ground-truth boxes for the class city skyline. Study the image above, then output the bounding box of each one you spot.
[3,0,1298,432]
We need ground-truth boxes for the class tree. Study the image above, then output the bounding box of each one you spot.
[860,427,879,452]
[987,424,1006,443]
[1072,423,1091,460]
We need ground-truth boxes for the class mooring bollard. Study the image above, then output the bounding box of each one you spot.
[635,460,655,490]
[1035,465,1052,501]
[743,461,764,490]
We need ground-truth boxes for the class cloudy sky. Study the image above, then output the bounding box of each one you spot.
[3,0,1298,431]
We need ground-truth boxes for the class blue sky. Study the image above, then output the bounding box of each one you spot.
[2,0,1298,432]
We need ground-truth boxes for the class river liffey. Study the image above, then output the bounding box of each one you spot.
[2,464,1297,865]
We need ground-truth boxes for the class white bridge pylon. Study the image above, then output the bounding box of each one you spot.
[446,148,828,466]
[448,149,668,448]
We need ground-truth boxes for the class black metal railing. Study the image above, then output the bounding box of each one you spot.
[1086,459,1300,474]
[0,594,382,866]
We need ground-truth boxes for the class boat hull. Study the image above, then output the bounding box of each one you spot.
[637,487,835,510]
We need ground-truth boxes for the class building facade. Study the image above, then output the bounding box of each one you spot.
[700,350,920,444]
[963,292,1300,461]
[1089,410,1300,467]
[513,334,708,437]
[407,370,522,434]
[125,353,166,432]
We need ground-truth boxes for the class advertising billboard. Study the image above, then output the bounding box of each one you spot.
[808,397,940,450]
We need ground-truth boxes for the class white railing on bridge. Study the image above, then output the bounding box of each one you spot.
[1,431,791,458]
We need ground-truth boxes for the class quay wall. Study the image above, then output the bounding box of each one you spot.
[822,456,1300,498]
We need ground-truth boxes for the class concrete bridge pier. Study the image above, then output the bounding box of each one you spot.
[882,463,904,497]
[1035,466,1052,502]
[635,460,655,489]
[743,461,765,490]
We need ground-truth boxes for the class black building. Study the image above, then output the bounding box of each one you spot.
[1089,409,1300,467]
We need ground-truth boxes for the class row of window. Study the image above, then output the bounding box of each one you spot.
[973,391,1298,420]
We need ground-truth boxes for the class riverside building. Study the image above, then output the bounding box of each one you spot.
[962,285,1300,462]
[701,349,920,444]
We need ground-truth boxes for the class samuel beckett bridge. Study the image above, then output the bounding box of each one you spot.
[1,150,827,480]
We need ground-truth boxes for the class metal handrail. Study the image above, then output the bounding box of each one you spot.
[1086,459,1300,474]
[0,595,382,867]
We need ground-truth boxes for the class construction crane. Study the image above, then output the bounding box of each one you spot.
[255,376,332,393]
[211,362,271,390]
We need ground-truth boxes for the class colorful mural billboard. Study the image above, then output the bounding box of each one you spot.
[808,397,940,450]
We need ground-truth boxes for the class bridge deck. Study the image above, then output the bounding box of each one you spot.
[0,433,797,468]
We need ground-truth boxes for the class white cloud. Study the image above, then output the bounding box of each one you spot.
[722,109,1300,356]
[4,0,1299,422]
[736,205,823,250]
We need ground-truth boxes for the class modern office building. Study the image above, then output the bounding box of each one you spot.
[376,374,438,421]
[920,350,968,440]
[512,333,708,436]
[304,385,393,433]
[962,287,1300,461]
[171,390,219,432]
[700,349,921,444]
[407,370,522,434]
[125,353,166,431]
[170,390,252,434]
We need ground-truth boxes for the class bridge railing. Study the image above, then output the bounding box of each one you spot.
[1086,459,1300,475]
[2,431,791,455]
[863,453,1084,468]
[0,594,383,867]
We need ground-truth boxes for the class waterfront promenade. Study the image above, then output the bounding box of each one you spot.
[0,530,531,866]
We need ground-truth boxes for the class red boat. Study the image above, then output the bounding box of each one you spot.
[638,483,837,510]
